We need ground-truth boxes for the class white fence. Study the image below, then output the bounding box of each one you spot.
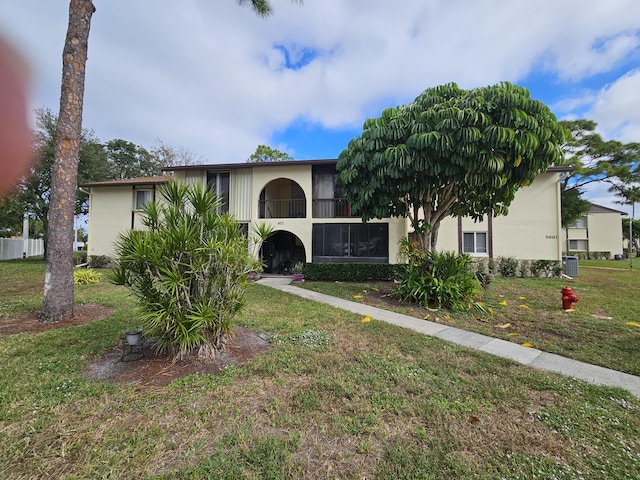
[0,238,45,261]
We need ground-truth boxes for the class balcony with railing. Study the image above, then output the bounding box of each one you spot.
[259,198,306,219]
[312,198,359,218]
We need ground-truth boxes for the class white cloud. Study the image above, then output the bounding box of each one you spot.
[587,69,640,141]
[1,0,640,164]
[582,181,633,216]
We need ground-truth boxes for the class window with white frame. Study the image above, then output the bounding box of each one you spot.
[569,239,588,250]
[134,189,152,210]
[462,232,487,254]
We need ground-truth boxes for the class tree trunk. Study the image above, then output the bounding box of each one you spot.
[41,0,94,322]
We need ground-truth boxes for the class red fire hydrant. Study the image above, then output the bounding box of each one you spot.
[561,286,579,310]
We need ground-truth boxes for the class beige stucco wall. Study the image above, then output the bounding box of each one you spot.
[87,186,136,258]
[492,172,562,260]
[588,213,623,254]
[563,212,623,256]
[416,172,563,260]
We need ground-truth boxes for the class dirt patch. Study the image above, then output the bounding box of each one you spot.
[0,305,272,387]
[85,326,271,387]
[0,304,115,334]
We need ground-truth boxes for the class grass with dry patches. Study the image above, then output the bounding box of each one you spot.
[299,265,640,376]
[0,259,639,479]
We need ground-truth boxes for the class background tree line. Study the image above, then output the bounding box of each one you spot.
[558,119,640,227]
[0,107,198,246]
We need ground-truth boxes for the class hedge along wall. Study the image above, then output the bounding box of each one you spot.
[302,257,562,282]
[303,263,400,282]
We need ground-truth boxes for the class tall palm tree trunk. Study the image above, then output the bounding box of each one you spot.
[41,0,94,322]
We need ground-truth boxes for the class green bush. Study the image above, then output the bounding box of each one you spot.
[73,268,102,285]
[73,251,87,266]
[497,256,518,277]
[518,259,530,278]
[487,258,496,274]
[473,258,488,275]
[392,247,479,311]
[568,251,611,260]
[303,262,399,282]
[530,260,562,278]
[110,181,254,360]
[88,255,111,268]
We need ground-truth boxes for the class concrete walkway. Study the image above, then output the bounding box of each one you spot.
[257,276,640,398]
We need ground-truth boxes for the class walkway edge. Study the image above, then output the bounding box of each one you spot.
[258,278,640,398]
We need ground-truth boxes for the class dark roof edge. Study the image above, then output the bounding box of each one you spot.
[545,166,573,173]
[80,175,172,187]
[163,159,339,172]
[164,160,573,173]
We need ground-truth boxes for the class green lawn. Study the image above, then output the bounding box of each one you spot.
[0,259,639,479]
[580,258,635,269]
[299,265,640,376]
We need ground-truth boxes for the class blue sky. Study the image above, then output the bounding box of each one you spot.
[1,0,640,213]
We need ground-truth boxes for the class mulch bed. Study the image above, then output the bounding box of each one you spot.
[0,306,272,387]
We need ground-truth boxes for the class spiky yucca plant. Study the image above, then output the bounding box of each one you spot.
[110,181,257,360]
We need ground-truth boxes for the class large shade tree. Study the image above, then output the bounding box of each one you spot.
[42,0,301,322]
[337,82,568,252]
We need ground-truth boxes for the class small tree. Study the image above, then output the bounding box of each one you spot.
[337,82,567,252]
[246,144,294,163]
[622,218,640,254]
[110,181,254,360]
[249,222,274,271]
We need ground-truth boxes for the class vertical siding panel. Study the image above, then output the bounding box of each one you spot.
[230,168,252,221]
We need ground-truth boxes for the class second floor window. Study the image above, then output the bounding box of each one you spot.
[207,171,230,213]
[312,165,355,218]
[134,189,152,210]
[568,217,587,228]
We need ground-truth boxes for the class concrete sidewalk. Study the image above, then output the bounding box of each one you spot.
[257,276,640,398]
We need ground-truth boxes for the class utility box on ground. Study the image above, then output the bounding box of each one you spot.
[562,256,578,277]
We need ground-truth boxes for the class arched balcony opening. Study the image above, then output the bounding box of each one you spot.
[261,230,306,274]
[259,178,306,219]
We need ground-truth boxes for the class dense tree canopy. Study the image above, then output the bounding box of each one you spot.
[104,139,164,179]
[246,144,294,163]
[337,82,567,251]
[0,108,110,243]
[0,108,182,243]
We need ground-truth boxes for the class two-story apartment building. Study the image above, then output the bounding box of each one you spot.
[83,160,570,269]
[563,203,625,259]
